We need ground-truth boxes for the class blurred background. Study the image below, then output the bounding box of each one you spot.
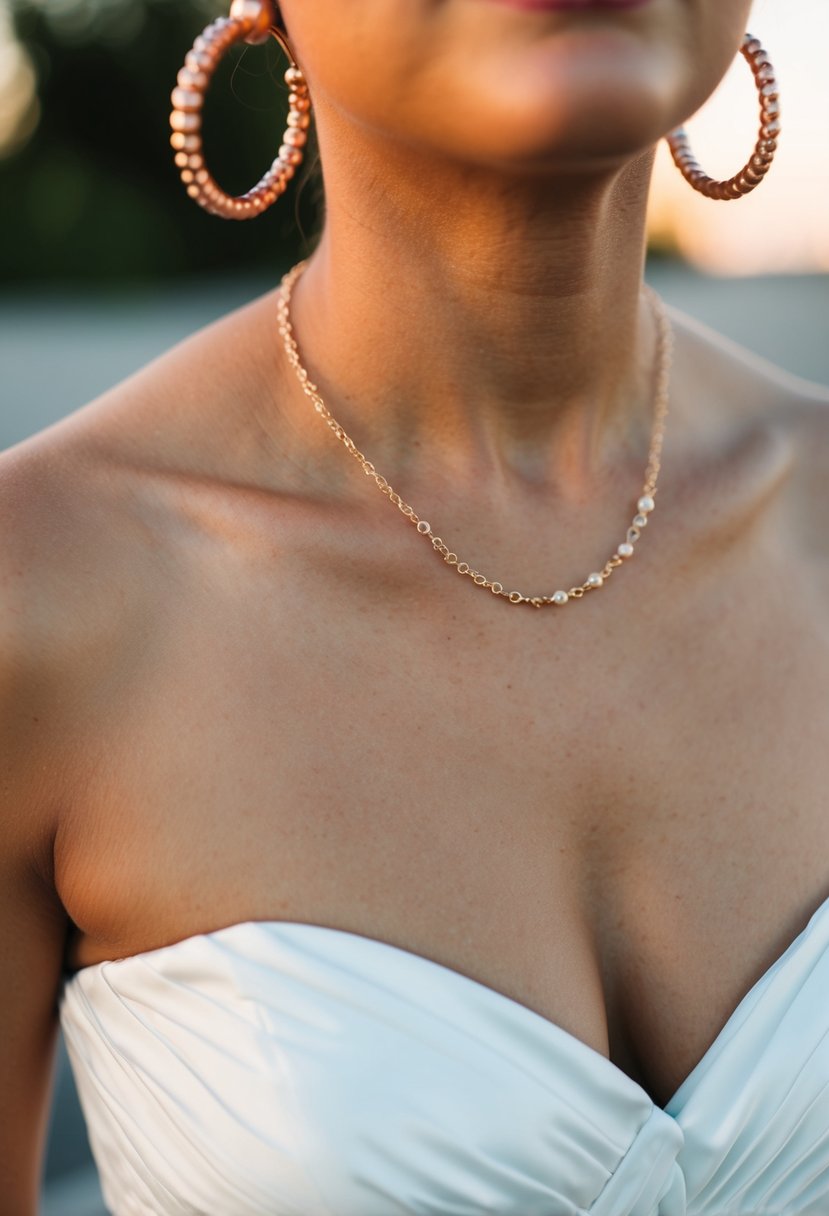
[0,0,825,1211]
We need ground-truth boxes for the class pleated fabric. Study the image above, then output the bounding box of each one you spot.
[58,894,829,1215]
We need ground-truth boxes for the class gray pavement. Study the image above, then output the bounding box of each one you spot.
[3,261,826,1214]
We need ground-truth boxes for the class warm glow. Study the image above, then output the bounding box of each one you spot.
[647,0,829,274]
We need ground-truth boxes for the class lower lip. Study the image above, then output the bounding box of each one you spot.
[485,0,652,10]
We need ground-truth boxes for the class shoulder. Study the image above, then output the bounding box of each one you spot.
[0,435,87,711]
[0,437,106,1202]
[0,423,132,687]
[0,399,171,834]
[0,436,101,822]
[664,296,829,422]
[0,283,290,713]
[664,300,829,549]
[0,284,271,569]
[0,442,79,1016]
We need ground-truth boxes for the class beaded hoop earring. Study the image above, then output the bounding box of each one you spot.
[665,33,780,200]
[169,0,310,220]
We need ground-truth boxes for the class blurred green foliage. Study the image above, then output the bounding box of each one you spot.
[1,0,322,283]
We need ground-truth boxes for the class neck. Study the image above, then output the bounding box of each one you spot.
[284,131,663,504]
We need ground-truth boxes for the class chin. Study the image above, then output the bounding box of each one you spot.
[435,26,686,170]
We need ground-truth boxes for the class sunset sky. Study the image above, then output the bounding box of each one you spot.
[647,0,829,274]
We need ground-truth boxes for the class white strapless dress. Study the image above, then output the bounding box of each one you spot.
[58,894,829,1215]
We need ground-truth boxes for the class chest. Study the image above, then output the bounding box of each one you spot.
[57,492,829,1106]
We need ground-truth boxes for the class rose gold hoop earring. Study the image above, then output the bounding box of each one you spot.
[665,33,780,201]
[169,0,311,220]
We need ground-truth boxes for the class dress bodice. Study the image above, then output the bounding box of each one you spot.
[58,894,829,1214]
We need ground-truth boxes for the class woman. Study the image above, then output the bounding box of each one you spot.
[3,0,829,1212]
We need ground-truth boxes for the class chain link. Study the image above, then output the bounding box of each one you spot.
[276,260,675,609]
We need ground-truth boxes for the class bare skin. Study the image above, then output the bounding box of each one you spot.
[3,0,829,1205]
[6,284,828,1112]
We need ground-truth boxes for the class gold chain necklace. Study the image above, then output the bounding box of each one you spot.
[276,259,675,609]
